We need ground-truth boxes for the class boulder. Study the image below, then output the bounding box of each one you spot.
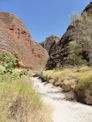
[0,12,49,72]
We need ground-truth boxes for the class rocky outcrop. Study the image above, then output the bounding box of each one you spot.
[46,2,92,69]
[0,12,49,72]
[83,2,92,14]
[41,35,60,55]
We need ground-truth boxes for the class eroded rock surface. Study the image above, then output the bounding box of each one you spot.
[0,12,48,71]
[45,2,92,69]
[41,35,60,55]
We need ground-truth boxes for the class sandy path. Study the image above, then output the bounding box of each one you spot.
[30,77,92,122]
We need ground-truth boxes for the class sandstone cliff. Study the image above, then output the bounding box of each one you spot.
[0,12,48,71]
[46,2,92,69]
[41,35,60,55]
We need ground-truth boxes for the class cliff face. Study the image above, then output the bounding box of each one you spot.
[83,2,92,14]
[41,35,60,55]
[0,12,49,71]
[46,2,92,69]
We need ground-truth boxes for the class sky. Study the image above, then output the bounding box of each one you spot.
[0,0,92,42]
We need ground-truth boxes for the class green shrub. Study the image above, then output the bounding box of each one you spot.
[67,41,86,65]
[19,69,29,77]
[0,53,17,72]
[67,53,85,65]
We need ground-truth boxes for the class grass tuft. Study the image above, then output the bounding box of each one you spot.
[0,67,52,122]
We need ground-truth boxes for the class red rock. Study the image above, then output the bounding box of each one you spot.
[0,12,49,72]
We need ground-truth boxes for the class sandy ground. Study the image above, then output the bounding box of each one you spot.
[30,77,92,122]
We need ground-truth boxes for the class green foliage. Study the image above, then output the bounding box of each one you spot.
[67,54,85,65]
[0,66,30,81]
[67,41,86,65]
[0,53,17,72]
[68,41,80,53]
[19,69,29,77]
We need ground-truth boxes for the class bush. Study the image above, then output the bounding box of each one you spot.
[67,41,86,65]
[75,75,92,105]
[0,53,17,72]
[67,53,85,65]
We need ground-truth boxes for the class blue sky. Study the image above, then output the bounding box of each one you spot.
[0,0,92,42]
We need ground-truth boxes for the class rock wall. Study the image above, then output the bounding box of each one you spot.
[41,35,60,55]
[0,12,49,71]
[46,2,92,69]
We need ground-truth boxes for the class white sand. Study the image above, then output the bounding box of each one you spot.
[30,77,92,122]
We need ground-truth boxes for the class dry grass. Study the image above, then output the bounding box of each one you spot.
[42,66,92,83]
[0,76,52,122]
[41,66,92,104]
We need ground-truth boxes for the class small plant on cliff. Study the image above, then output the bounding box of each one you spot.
[71,12,80,23]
